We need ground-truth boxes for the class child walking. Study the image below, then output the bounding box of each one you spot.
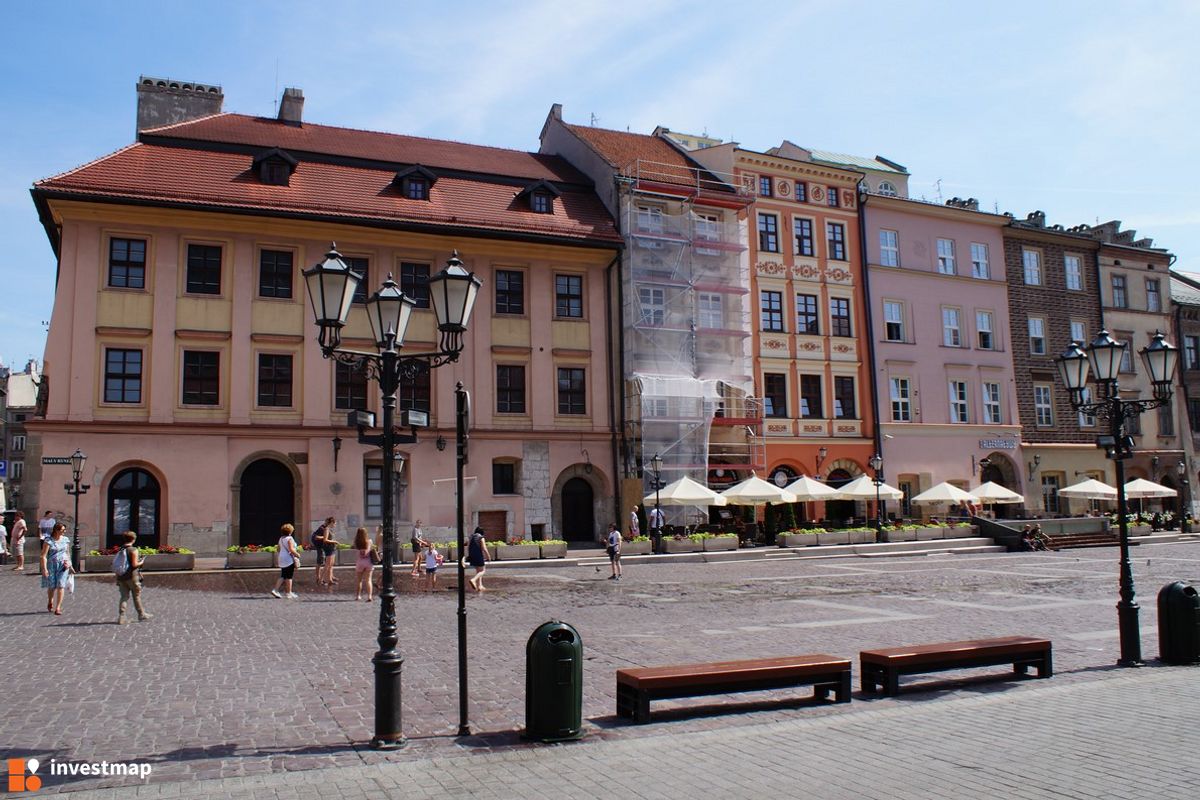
[424,542,443,591]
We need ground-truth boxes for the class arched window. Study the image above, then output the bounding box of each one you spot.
[877,181,898,197]
[107,468,161,549]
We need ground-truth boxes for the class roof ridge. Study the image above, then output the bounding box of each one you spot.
[139,111,231,134]
[33,142,144,185]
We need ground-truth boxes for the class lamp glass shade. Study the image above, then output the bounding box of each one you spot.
[1141,331,1179,386]
[1086,330,1124,383]
[869,454,882,471]
[1056,341,1091,390]
[303,245,361,329]
[365,275,416,350]
[427,251,482,333]
[70,449,87,478]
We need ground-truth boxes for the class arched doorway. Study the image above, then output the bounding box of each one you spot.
[980,453,1019,518]
[824,468,854,527]
[107,468,161,549]
[561,477,594,543]
[238,459,295,547]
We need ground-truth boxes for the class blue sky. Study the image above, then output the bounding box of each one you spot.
[2,0,1198,366]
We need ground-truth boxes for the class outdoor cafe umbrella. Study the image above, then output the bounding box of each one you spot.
[781,475,839,526]
[1056,478,1118,500]
[718,472,797,505]
[1122,478,1177,499]
[834,474,904,501]
[910,481,979,506]
[970,481,1024,505]
[643,475,727,507]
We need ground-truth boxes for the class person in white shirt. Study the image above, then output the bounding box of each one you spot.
[271,523,302,599]
[424,542,442,592]
[647,505,665,554]
[38,511,56,542]
[606,523,622,580]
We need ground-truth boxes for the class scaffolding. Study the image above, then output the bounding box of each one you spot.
[620,160,762,518]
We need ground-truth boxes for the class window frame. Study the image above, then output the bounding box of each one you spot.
[1022,248,1042,286]
[970,242,989,279]
[492,460,518,494]
[793,217,815,257]
[799,374,823,419]
[555,273,584,318]
[256,353,294,409]
[949,379,969,423]
[879,229,899,267]
[830,296,852,337]
[1111,274,1128,308]
[833,375,856,419]
[936,238,956,275]
[103,347,143,405]
[942,306,962,347]
[763,373,788,418]
[826,222,847,261]
[1184,335,1200,371]
[1064,254,1083,291]
[760,290,785,332]
[185,242,223,295]
[890,377,912,422]
[496,364,527,414]
[181,350,221,407]
[883,300,905,343]
[976,310,994,350]
[759,176,773,197]
[1034,383,1054,427]
[494,269,525,315]
[556,367,587,415]
[107,237,147,289]
[758,212,780,253]
[698,292,723,329]
[257,248,294,299]
[826,186,840,208]
[982,381,1002,425]
[334,359,368,411]
[1028,316,1046,355]
[346,256,371,305]
[399,261,431,309]
[1146,277,1162,312]
[795,293,819,335]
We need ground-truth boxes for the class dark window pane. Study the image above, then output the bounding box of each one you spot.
[556,275,583,318]
[335,361,368,410]
[493,462,516,494]
[257,354,293,407]
[186,244,222,294]
[496,365,526,414]
[399,262,430,308]
[399,362,430,413]
[258,249,293,298]
[104,348,142,403]
[346,257,370,304]
[764,373,787,418]
[108,238,146,289]
[181,351,220,405]
[496,270,524,315]
[557,367,586,414]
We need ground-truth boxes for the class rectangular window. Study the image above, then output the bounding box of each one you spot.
[496,365,526,414]
[761,290,784,332]
[983,382,1002,425]
[257,354,293,407]
[103,348,142,404]
[400,262,430,308]
[108,238,146,289]
[1071,320,1087,344]
[493,462,517,494]
[334,360,367,411]
[834,376,855,419]
[181,351,220,406]
[795,294,819,334]
[1112,275,1127,308]
[793,218,815,256]
[258,249,293,299]
[949,380,969,423]
[884,301,905,342]
[970,243,989,279]
[936,238,956,275]
[799,375,823,418]
[557,367,586,415]
[879,230,899,267]
[1147,278,1162,312]
[364,465,382,520]
[794,181,807,202]
[976,310,994,350]
[1028,317,1046,355]
[555,274,583,318]
[827,187,839,207]
[11,434,25,452]
[495,270,524,315]
[1159,403,1174,436]
[890,377,911,422]
[759,176,772,197]
[827,222,847,260]
[1041,474,1061,514]
[1065,254,1082,290]
[399,363,431,413]
[830,297,851,337]
[942,307,961,347]
[1186,336,1200,370]
[694,213,720,243]
[639,286,666,327]
[186,243,222,294]
[10,462,22,480]
[758,213,779,252]
[346,256,370,304]
[636,205,664,234]
[1022,249,1042,285]
[1034,384,1054,426]
[1119,338,1134,373]
[764,373,788,418]
[698,293,723,329]
[1078,387,1096,428]
[1190,398,1200,433]
[1127,410,1141,435]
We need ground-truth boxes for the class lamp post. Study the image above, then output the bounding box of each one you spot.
[304,243,480,748]
[65,449,89,571]
[1058,329,1179,666]
[869,453,887,543]
[1178,459,1191,533]
[650,453,663,554]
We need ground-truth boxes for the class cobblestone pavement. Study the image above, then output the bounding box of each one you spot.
[3,540,1199,796]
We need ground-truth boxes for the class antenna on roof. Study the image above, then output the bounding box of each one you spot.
[590,112,599,127]
[273,58,279,116]
[994,201,999,214]
[934,179,943,204]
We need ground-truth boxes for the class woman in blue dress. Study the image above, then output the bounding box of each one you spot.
[40,522,73,615]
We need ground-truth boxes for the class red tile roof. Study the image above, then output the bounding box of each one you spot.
[34,114,620,245]
[564,123,735,194]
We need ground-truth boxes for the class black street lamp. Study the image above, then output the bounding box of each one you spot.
[869,453,887,543]
[650,453,663,554]
[65,449,89,571]
[304,243,480,748]
[1058,329,1179,666]
[1178,459,1191,533]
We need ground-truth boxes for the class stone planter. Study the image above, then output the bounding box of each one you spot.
[298,550,319,567]
[702,535,739,551]
[777,532,819,547]
[539,542,568,559]
[661,537,701,553]
[336,549,360,566]
[622,540,651,555]
[1129,524,1152,537]
[817,530,850,546]
[225,552,276,569]
[887,528,918,542]
[495,543,540,561]
[943,526,977,540]
[141,553,196,571]
[846,529,875,544]
[84,555,115,573]
[916,527,945,541]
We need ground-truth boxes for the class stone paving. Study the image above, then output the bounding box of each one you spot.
[2,539,1199,796]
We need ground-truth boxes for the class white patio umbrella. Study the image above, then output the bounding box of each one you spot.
[719,472,797,505]
[835,474,904,501]
[1057,478,1118,500]
[643,475,727,507]
[971,481,1024,505]
[910,482,979,506]
[1122,478,1178,499]
[783,475,840,501]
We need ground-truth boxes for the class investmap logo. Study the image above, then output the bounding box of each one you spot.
[7,757,152,791]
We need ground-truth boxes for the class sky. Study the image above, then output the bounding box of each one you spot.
[2,0,1199,367]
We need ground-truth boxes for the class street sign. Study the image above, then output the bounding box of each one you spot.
[42,457,72,465]
[0,461,6,477]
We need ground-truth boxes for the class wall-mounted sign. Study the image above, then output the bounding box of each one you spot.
[41,457,72,465]
[978,439,1017,450]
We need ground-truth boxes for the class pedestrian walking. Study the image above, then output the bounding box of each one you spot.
[647,504,664,554]
[114,531,152,624]
[311,517,339,586]
[40,522,73,615]
[353,526,377,601]
[10,511,27,572]
[271,523,302,599]
[0,518,8,566]
[466,526,489,592]
[424,541,443,591]
[606,522,622,580]
[630,505,641,539]
[38,511,55,542]
[410,519,428,577]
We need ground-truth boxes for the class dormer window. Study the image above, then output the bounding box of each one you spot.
[531,192,551,213]
[252,147,298,186]
[517,179,561,214]
[392,165,438,201]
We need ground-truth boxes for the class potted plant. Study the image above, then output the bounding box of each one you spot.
[139,545,196,571]
[495,539,540,560]
[335,542,359,566]
[777,528,823,547]
[84,546,120,573]
[888,523,921,542]
[622,535,652,555]
[701,532,739,551]
[842,526,876,544]
[817,527,851,546]
[1128,513,1153,537]
[225,544,277,569]
[944,521,977,539]
[539,539,568,559]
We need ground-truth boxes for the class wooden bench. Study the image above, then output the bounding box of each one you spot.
[860,635,1052,696]
[616,654,850,724]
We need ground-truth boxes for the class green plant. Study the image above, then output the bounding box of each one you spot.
[539,539,567,546]
[777,501,796,531]
[499,539,536,546]
[631,535,650,543]
[792,527,825,535]
[710,532,737,539]
[953,521,973,528]
[227,544,277,554]
[687,532,707,542]
[136,546,194,555]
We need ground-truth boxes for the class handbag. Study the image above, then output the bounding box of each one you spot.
[369,548,382,565]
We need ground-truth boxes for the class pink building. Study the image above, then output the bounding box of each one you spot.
[862,195,1024,514]
[26,79,621,554]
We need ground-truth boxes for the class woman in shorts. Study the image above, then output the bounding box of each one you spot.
[271,523,301,599]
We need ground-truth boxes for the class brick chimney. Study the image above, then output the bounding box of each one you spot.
[278,87,304,126]
[136,76,223,133]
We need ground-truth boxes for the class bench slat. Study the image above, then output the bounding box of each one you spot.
[861,636,1049,667]
[618,655,848,690]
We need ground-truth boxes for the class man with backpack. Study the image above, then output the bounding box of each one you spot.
[113,530,152,624]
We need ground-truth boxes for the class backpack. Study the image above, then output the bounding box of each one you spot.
[111,546,133,578]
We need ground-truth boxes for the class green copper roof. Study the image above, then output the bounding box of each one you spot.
[806,149,907,175]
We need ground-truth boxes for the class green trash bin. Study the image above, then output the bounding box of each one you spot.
[1157,581,1200,664]
[524,620,583,741]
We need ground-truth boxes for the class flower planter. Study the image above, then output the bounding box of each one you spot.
[846,530,875,544]
[539,542,568,559]
[84,555,115,574]
[336,549,360,566]
[916,527,945,541]
[888,528,918,542]
[621,540,651,555]
[777,532,819,547]
[944,526,977,540]
[298,550,319,567]
[817,531,851,546]
[661,538,701,553]
[495,543,540,561]
[141,553,195,571]
[1129,524,1152,537]
[702,535,739,551]
[225,552,276,569]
